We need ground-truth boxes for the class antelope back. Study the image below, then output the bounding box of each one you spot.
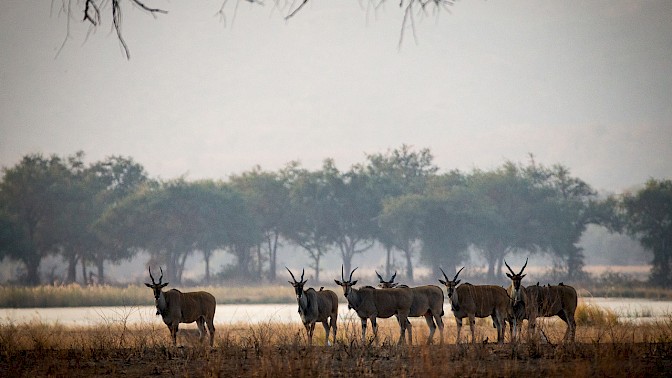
[409,285,444,317]
[316,289,339,317]
[456,284,509,317]
[372,287,413,318]
[178,290,217,323]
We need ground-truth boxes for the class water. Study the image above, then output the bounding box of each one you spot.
[0,298,670,327]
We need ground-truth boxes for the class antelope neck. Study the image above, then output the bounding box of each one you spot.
[156,291,168,316]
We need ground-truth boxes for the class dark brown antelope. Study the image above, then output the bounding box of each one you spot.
[335,266,413,345]
[145,267,216,346]
[376,271,445,344]
[439,267,510,344]
[286,267,339,346]
[504,260,578,342]
[504,258,529,341]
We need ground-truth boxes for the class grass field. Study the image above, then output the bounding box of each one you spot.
[1,308,672,377]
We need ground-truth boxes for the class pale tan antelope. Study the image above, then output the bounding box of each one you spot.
[335,266,413,345]
[376,271,445,344]
[504,258,529,341]
[439,267,510,344]
[286,267,339,346]
[504,260,578,343]
[145,267,216,346]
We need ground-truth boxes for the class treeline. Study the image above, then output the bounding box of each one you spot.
[0,146,670,287]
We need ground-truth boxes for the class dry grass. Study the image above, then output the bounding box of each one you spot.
[1,315,672,377]
[0,284,294,307]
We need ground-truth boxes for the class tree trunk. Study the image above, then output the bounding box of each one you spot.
[268,233,279,282]
[385,245,392,278]
[25,258,41,286]
[404,249,414,283]
[81,259,88,285]
[203,249,211,285]
[97,261,105,285]
[66,254,78,284]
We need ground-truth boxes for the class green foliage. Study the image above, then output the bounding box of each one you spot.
[622,179,672,287]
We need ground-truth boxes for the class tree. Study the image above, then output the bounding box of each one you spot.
[622,179,672,287]
[0,154,72,285]
[467,162,551,281]
[331,164,380,279]
[86,156,151,284]
[230,166,291,282]
[284,162,336,282]
[361,145,439,277]
[378,195,424,281]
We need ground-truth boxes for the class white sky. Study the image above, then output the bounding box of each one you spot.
[1,0,671,193]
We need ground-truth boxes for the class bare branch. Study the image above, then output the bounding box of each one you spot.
[286,0,308,20]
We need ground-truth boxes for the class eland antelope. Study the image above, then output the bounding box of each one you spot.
[439,267,510,344]
[335,266,413,345]
[376,271,445,344]
[505,260,577,343]
[145,267,216,346]
[286,267,339,346]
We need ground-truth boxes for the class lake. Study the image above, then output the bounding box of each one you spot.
[0,298,670,327]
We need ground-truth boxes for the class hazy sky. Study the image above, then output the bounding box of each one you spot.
[1,0,671,193]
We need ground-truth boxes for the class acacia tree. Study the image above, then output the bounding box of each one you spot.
[466,162,553,281]
[85,156,150,284]
[0,154,72,285]
[361,145,438,277]
[284,162,336,282]
[229,166,291,282]
[378,195,424,281]
[622,179,672,287]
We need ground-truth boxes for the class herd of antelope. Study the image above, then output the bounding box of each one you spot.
[145,260,577,347]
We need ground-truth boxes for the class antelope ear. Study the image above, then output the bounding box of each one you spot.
[351,280,358,285]
[161,282,169,288]
[456,280,461,285]
[334,280,342,285]
[438,279,446,285]
[506,273,513,279]
[288,281,294,285]
[144,283,152,288]
[521,274,526,279]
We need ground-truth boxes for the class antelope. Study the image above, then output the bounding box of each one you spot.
[335,266,413,345]
[376,271,445,344]
[286,267,339,346]
[504,260,578,342]
[145,267,216,346]
[438,267,510,344]
[504,258,529,341]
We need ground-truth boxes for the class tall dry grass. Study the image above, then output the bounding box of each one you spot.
[2,313,672,377]
[0,284,294,307]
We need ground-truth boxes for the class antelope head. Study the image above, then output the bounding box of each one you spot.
[286,267,307,299]
[334,265,358,298]
[376,271,398,288]
[438,266,464,300]
[504,258,528,306]
[145,266,168,300]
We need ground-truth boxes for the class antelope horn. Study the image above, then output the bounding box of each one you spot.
[148,267,156,285]
[349,267,358,282]
[300,268,305,282]
[504,260,516,276]
[341,265,345,281]
[375,271,384,282]
[391,271,397,281]
[439,267,450,283]
[453,266,465,282]
[519,258,529,275]
[159,267,164,284]
[286,266,297,283]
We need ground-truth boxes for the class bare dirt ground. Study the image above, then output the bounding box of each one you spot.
[3,342,672,377]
